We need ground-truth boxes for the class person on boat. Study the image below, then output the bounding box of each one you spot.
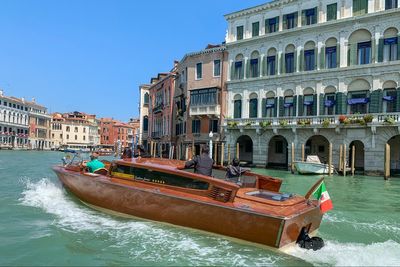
[134,145,150,158]
[85,152,105,173]
[121,147,133,159]
[225,158,249,185]
[185,146,213,176]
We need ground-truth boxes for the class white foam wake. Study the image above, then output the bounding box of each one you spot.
[19,178,286,266]
[286,240,400,266]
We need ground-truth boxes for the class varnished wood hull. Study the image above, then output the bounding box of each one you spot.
[53,166,323,249]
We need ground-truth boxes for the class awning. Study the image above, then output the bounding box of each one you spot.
[266,104,275,109]
[324,100,336,107]
[384,37,398,45]
[347,98,369,105]
[383,96,396,102]
[304,101,314,106]
[284,103,293,108]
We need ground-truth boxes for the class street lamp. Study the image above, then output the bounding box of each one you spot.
[209,131,213,159]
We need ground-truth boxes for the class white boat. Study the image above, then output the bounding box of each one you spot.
[294,156,335,175]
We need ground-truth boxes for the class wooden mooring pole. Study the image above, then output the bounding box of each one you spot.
[236,143,240,160]
[328,143,333,176]
[351,145,356,176]
[228,144,231,165]
[301,144,305,162]
[385,144,391,180]
[339,145,343,173]
[221,143,225,166]
[291,142,295,173]
[343,144,347,177]
[214,143,217,163]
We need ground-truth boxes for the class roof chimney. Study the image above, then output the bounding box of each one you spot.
[0,89,3,97]
[32,97,36,103]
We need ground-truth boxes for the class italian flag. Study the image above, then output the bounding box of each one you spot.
[313,181,333,213]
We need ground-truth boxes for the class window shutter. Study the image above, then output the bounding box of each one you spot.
[320,46,325,69]
[298,95,304,116]
[274,56,278,75]
[350,43,357,66]
[362,0,368,14]
[240,61,245,79]
[257,57,261,77]
[319,93,325,116]
[294,51,297,72]
[378,38,384,62]
[294,12,298,27]
[397,35,400,60]
[230,62,235,80]
[279,97,285,117]
[261,56,266,76]
[283,15,287,29]
[274,98,278,117]
[301,10,306,26]
[397,88,400,112]
[245,59,250,79]
[281,53,285,74]
[313,94,318,115]
[276,17,280,31]
[314,48,318,70]
[336,92,347,114]
[314,7,318,24]
[371,39,376,63]
[262,98,267,117]
[336,44,341,67]
[299,49,304,71]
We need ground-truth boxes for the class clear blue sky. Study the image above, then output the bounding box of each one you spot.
[0,0,268,121]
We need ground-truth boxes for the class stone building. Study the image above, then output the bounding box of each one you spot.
[100,118,134,150]
[223,0,400,175]
[138,84,150,148]
[26,99,52,150]
[0,90,29,149]
[174,45,229,159]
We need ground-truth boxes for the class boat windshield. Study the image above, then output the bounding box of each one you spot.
[62,152,89,166]
[246,190,294,202]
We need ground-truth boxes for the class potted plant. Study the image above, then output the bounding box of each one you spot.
[280,119,288,127]
[259,121,272,129]
[227,121,238,128]
[322,119,330,128]
[338,115,347,124]
[384,116,396,125]
[363,114,374,123]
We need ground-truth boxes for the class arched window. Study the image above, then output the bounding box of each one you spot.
[66,126,70,132]
[144,93,149,105]
[324,86,337,115]
[249,93,258,118]
[302,88,315,116]
[234,95,242,119]
[353,0,368,16]
[232,54,244,80]
[284,89,295,117]
[266,48,277,76]
[284,45,296,73]
[325,38,338,69]
[303,41,316,71]
[249,51,260,78]
[347,79,371,114]
[349,29,372,65]
[381,28,399,62]
[143,116,149,132]
[383,81,398,113]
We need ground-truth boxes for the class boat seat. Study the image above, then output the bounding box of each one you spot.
[93,168,109,175]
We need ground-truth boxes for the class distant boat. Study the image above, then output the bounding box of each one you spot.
[294,156,335,175]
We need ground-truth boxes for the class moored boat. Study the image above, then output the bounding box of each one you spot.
[52,157,327,250]
[294,156,335,175]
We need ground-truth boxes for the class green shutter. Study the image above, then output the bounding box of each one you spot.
[276,17,280,31]
[245,59,250,79]
[294,12,298,28]
[397,88,400,112]
[230,62,235,80]
[274,98,278,117]
[283,15,287,29]
[371,39,376,63]
[262,98,266,117]
[299,49,304,71]
[350,43,357,66]
[362,0,368,14]
[353,0,360,16]
[378,38,384,62]
[298,95,304,116]
[314,7,318,24]
[261,56,266,76]
[281,53,285,74]
[279,97,285,117]
[397,34,400,60]
[257,57,261,77]
[293,95,297,117]
[336,92,347,114]
[301,10,306,26]
[320,46,325,69]
[274,55,278,75]
[314,48,318,70]
[312,94,318,115]
[369,90,380,113]
[336,44,340,68]
[294,51,297,72]
[319,93,325,116]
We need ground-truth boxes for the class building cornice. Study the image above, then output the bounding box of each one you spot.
[180,46,226,64]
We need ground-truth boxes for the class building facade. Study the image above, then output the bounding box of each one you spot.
[51,112,100,151]
[138,84,150,148]
[100,118,134,149]
[0,90,29,149]
[147,70,176,157]
[224,0,400,175]
[26,100,52,150]
[174,45,229,160]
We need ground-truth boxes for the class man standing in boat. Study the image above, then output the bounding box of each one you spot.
[85,152,105,173]
[185,146,213,176]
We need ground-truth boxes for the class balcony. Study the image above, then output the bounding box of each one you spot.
[225,113,400,133]
[190,105,221,117]
[151,131,162,139]
[153,104,164,114]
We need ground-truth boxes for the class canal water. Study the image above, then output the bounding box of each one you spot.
[0,151,399,266]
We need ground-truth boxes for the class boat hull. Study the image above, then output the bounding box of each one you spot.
[53,166,322,249]
[294,162,334,175]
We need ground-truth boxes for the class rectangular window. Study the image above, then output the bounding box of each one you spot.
[250,58,259,78]
[234,61,243,80]
[234,100,242,119]
[385,0,398,9]
[325,94,336,115]
[353,0,368,16]
[252,22,259,37]
[284,12,297,29]
[303,7,317,25]
[196,63,202,79]
[249,98,258,118]
[383,89,397,113]
[358,41,371,65]
[192,120,201,134]
[303,95,314,116]
[284,96,294,117]
[265,17,279,33]
[237,26,244,40]
[209,120,218,133]
[190,88,217,106]
[267,56,276,75]
[285,53,295,73]
[383,37,398,62]
[304,49,315,71]
[326,46,337,68]
[349,92,368,114]
[327,3,338,21]
[266,98,275,117]
[213,60,221,77]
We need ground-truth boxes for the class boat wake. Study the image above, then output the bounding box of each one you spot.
[19,178,298,266]
[286,240,400,266]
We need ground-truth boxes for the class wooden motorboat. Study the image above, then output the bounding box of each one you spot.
[294,156,335,175]
[52,157,325,250]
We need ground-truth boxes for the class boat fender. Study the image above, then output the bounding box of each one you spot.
[296,227,324,251]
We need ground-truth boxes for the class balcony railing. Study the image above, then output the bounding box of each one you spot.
[153,104,164,114]
[190,105,221,117]
[225,113,400,130]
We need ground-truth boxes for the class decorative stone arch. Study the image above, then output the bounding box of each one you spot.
[347,78,371,92]
[235,54,244,61]
[303,135,330,163]
[284,89,295,97]
[387,134,400,176]
[285,44,296,53]
[348,29,372,43]
[266,91,276,98]
[304,41,316,50]
[267,135,288,169]
[303,87,315,95]
[324,86,337,94]
[349,140,365,172]
[250,50,260,59]
[267,47,277,57]
[383,27,399,38]
[234,94,242,100]
[325,37,338,47]
[383,80,398,89]
[249,92,258,99]
[237,135,253,164]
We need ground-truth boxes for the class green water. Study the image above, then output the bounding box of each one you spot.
[0,151,399,266]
